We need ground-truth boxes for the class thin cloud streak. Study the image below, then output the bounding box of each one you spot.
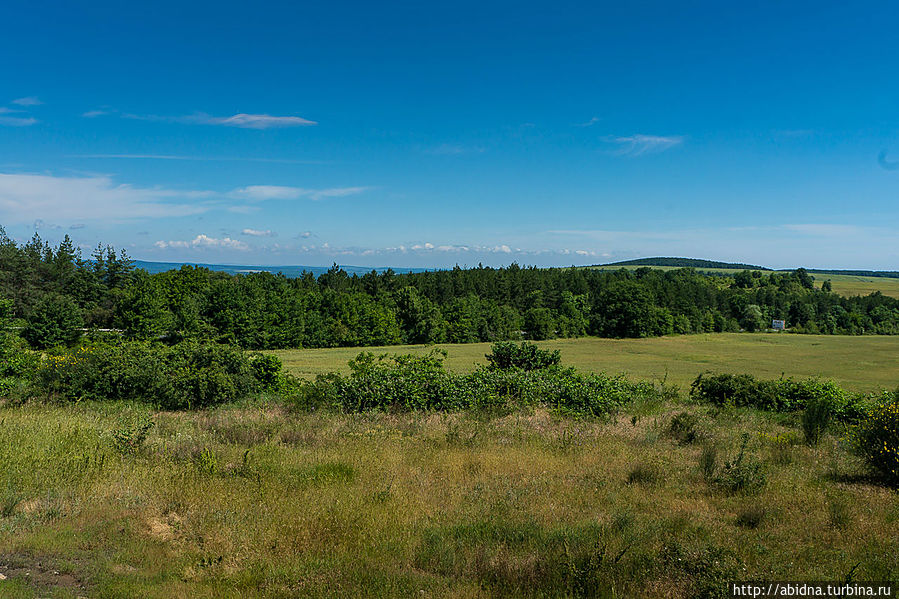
[603,134,683,156]
[575,116,601,127]
[11,97,42,106]
[70,154,330,164]
[241,228,276,237]
[123,112,317,129]
[0,116,38,127]
[230,185,369,201]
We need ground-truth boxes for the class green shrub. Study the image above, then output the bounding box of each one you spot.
[802,394,835,445]
[690,373,867,422]
[485,341,561,371]
[34,341,273,408]
[667,411,705,445]
[249,353,283,390]
[297,351,661,417]
[112,414,155,454]
[849,392,899,487]
[714,434,766,495]
[0,300,40,398]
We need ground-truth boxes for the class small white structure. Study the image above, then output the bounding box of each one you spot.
[771,319,786,330]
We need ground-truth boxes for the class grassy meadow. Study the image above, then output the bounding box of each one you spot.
[589,265,899,299]
[816,274,899,299]
[1,397,897,598]
[271,333,899,393]
[1,334,897,597]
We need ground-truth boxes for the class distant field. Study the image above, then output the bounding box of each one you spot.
[589,265,899,298]
[815,273,899,299]
[271,333,899,393]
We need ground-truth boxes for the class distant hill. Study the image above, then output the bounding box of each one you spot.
[131,260,429,278]
[599,257,772,270]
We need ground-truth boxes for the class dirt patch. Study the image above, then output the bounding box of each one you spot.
[145,511,183,542]
[0,552,87,594]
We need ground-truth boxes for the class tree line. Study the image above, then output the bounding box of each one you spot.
[2,228,899,349]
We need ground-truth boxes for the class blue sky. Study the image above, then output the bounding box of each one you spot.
[1,0,898,269]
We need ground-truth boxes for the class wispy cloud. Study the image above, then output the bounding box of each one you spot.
[82,109,110,118]
[124,112,317,129]
[11,97,42,106]
[230,185,369,201]
[0,116,38,127]
[603,134,683,156]
[70,153,328,164]
[575,116,601,127]
[155,234,249,251]
[0,172,211,223]
[424,144,485,156]
[877,150,899,171]
[241,228,276,237]
[781,224,864,236]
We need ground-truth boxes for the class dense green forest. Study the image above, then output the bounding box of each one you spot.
[2,228,899,350]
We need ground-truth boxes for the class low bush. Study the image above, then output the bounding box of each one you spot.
[33,341,276,408]
[0,299,40,398]
[485,341,561,371]
[690,373,869,422]
[849,391,899,487]
[802,394,836,445]
[667,411,705,445]
[702,434,766,495]
[295,350,662,416]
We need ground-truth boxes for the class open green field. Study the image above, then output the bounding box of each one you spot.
[0,399,896,598]
[589,265,899,299]
[816,274,899,299]
[272,333,899,393]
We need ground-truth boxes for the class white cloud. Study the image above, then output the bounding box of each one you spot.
[241,228,276,237]
[425,144,485,156]
[125,112,316,129]
[82,109,109,118]
[71,153,328,164]
[156,235,249,251]
[11,97,42,106]
[0,116,38,127]
[202,113,316,128]
[230,185,368,201]
[603,134,683,156]
[0,172,211,223]
[575,116,601,127]
[781,224,864,236]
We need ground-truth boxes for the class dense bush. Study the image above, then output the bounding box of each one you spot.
[34,341,277,408]
[850,391,899,486]
[295,350,663,416]
[690,373,868,421]
[0,299,39,397]
[485,341,561,371]
[22,293,83,349]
